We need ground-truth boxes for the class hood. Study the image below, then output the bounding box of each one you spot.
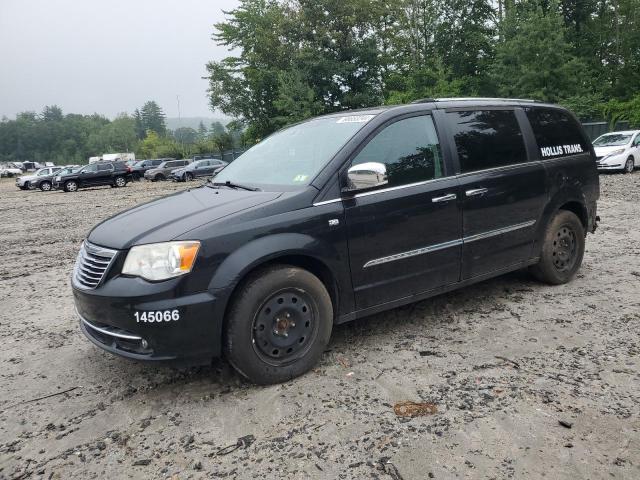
[87,186,282,249]
[594,145,628,157]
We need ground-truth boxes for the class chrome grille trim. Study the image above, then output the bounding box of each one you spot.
[80,316,142,341]
[73,241,118,289]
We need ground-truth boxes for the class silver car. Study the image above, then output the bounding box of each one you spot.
[15,167,62,191]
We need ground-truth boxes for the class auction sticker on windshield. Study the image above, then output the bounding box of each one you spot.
[336,115,375,124]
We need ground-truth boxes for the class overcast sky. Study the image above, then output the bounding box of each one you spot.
[0,0,239,119]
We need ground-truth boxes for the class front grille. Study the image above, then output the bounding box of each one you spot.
[73,241,117,289]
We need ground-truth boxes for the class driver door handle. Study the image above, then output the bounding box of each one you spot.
[466,188,488,197]
[432,193,457,203]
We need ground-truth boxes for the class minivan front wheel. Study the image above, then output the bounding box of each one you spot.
[223,265,333,384]
[530,210,585,285]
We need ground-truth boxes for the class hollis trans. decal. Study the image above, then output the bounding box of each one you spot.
[540,144,584,158]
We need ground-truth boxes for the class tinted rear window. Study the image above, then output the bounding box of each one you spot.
[448,110,527,173]
[525,108,588,159]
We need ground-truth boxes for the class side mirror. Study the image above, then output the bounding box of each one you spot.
[343,162,388,193]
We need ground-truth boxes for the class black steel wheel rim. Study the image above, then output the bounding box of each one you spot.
[551,224,577,272]
[251,288,318,366]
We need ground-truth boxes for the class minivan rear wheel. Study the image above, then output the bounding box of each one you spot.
[223,265,333,384]
[530,210,585,285]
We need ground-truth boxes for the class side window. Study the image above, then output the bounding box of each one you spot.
[350,115,444,188]
[84,164,98,173]
[97,163,112,171]
[525,107,589,159]
[448,110,527,173]
[634,134,640,146]
[166,162,177,168]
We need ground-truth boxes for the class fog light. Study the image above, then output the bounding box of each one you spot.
[141,339,149,349]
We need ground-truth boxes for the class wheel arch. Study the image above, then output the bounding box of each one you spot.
[208,234,346,340]
[534,189,589,255]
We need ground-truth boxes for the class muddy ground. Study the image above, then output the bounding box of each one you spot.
[0,173,638,480]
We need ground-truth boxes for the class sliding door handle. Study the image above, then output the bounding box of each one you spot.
[466,188,488,197]
[432,193,457,203]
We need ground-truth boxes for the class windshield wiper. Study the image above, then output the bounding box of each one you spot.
[210,180,260,191]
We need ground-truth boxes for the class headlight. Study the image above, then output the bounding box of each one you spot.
[602,149,625,160]
[122,241,200,281]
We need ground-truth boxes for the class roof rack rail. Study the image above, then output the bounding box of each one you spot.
[411,97,538,104]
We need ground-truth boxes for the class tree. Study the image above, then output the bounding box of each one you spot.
[174,127,198,145]
[197,121,208,140]
[139,101,167,136]
[211,131,233,157]
[490,1,594,104]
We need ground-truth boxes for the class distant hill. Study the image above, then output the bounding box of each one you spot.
[166,117,231,131]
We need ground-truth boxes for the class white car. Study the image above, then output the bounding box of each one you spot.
[593,130,640,173]
[0,166,23,177]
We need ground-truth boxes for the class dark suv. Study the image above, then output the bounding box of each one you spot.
[72,98,598,384]
[130,159,165,180]
[54,161,131,192]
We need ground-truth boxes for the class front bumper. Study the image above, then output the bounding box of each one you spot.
[73,277,221,362]
[597,163,624,171]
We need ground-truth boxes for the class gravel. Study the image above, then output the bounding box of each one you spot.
[0,173,639,479]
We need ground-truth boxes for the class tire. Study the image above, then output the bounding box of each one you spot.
[624,157,634,174]
[64,180,78,193]
[224,265,333,385]
[24,181,31,190]
[154,174,165,181]
[132,172,140,181]
[530,210,585,285]
[39,181,52,191]
[114,176,126,187]
[185,172,194,181]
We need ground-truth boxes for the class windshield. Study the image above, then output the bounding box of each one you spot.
[214,115,375,187]
[593,133,632,147]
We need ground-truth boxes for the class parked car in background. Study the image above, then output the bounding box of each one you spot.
[51,166,81,189]
[170,159,228,182]
[15,166,62,191]
[53,161,131,192]
[130,159,166,180]
[144,159,190,181]
[0,165,23,177]
[594,130,640,173]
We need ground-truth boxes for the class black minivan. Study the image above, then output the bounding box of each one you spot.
[73,98,599,384]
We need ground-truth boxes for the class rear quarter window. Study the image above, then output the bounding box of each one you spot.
[448,110,528,173]
[525,108,589,159]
